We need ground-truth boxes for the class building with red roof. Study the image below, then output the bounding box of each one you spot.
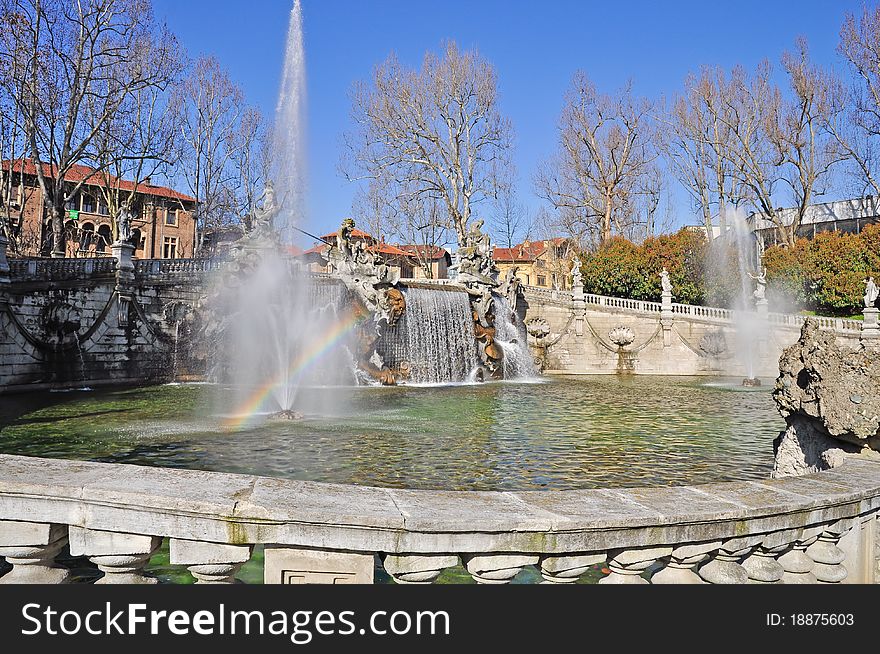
[493,237,577,289]
[1,159,197,259]
[297,224,451,279]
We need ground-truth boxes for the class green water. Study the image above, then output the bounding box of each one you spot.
[0,375,784,583]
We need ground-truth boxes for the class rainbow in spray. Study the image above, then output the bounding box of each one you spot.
[224,307,368,429]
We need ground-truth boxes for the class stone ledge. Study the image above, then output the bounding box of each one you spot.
[0,454,877,554]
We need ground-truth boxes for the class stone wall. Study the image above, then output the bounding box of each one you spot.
[0,257,205,392]
[522,287,865,378]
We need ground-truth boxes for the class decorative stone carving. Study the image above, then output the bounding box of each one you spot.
[526,317,550,341]
[748,267,767,302]
[697,536,758,584]
[806,519,853,584]
[699,330,727,356]
[39,301,82,348]
[264,546,374,585]
[608,326,635,348]
[778,526,823,584]
[660,267,673,295]
[571,258,583,292]
[741,529,795,584]
[497,267,522,313]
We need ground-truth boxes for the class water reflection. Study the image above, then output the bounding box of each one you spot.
[0,376,782,490]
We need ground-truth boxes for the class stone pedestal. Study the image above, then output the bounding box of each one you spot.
[264,547,374,584]
[660,290,673,347]
[862,308,879,341]
[572,290,586,337]
[111,241,135,327]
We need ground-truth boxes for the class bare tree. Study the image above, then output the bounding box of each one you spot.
[342,41,513,245]
[352,175,452,279]
[490,186,532,249]
[230,106,269,228]
[0,0,177,257]
[536,73,658,248]
[91,22,186,243]
[836,5,880,195]
[174,56,245,254]
[659,67,750,237]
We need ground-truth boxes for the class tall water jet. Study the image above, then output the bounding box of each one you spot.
[271,0,308,243]
[710,208,764,381]
[206,1,358,425]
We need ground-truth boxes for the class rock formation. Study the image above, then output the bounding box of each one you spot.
[772,318,880,477]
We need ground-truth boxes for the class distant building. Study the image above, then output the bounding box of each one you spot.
[299,226,451,280]
[493,238,577,289]
[1,159,197,259]
[747,197,880,262]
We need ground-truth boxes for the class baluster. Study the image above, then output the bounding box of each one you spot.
[462,553,539,584]
[170,539,253,584]
[0,521,69,584]
[652,541,720,584]
[69,527,161,584]
[382,554,459,584]
[741,530,795,584]
[539,553,606,584]
[778,526,823,584]
[698,536,759,584]
[806,519,853,584]
[599,546,672,584]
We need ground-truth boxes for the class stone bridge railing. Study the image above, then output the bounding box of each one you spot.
[0,454,877,584]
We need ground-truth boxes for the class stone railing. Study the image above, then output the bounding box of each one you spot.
[0,454,876,585]
[134,258,225,279]
[8,257,117,282]
[527,288,864,336]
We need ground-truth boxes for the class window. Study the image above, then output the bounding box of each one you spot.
[97,200,109,216]
[65,193,80,211]
[165,208,177,226]
[163,236,178,259]
[81,194,96,213]
[96,224,112,253]
[537,275,547,287]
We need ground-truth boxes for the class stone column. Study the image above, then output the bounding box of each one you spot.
[599,546,672,584]
[462,553,539,584]
[539,553,606,584]
[660,290,674,347]
[69,527,161,584]
[382,554,459,585]
[0,232,10,284]
[170,539,253,584]
[863,308,879,342]
[0,521,70,584]
[741,530,795,584]
[112,241,136,328]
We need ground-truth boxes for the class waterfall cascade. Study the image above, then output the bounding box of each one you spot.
[493,296,539,379]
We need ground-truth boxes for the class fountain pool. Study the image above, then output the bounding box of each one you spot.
[0,375,782,491]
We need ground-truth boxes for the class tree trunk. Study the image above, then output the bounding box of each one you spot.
[49,204,64,258]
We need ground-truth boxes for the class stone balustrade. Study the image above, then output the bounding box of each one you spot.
[0,454,876,585]
[528,287,863,336]
[7,257,117,282]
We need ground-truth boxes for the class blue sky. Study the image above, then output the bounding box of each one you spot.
[151,0,868,239]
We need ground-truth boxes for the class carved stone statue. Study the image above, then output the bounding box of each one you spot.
[864,276,879,309]
[748,268,767,302]
[660,267,672,294]
[117,208,132,244]
[497,267,522,313]
[250,182,279,237]
[571,258,583,291]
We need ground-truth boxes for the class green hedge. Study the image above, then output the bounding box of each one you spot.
[576,224,880,315]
